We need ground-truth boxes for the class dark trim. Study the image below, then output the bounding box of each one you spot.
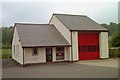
[23,48,25,67]
[71,32,73,62]
[70,30,108,32]
[22,45,71,48]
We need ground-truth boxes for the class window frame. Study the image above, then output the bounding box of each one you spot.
[56,47,64,60]
[16,45,19,57]
[32,48,38,56]
[14,45,15,55]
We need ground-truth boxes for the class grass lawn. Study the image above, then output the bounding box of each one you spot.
[2,49,12,59]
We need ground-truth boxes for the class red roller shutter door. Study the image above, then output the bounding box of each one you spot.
[78,32,99,60]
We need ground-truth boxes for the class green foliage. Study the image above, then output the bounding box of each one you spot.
[2,26,14,45]
[0,28,2,44]
[2,45,12,49]
[110,33,120,47]
[101,22,118,36]
[118,23,120,33]
[2,49,12,59]
[101,22,120,49]
[109,49,120,58]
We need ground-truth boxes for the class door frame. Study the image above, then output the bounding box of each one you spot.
[46,47,52,62]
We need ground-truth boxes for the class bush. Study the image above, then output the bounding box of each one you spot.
[2,45,12,49]
[109,49,120,58]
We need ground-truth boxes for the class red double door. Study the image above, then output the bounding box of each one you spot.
[78,32,99,60]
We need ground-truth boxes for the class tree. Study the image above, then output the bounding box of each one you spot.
[110,33,120,47]
[101,22,118,36]
[2,26,14,45]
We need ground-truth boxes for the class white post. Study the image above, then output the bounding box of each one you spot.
[71,31,79,61]
[99,32,109,59]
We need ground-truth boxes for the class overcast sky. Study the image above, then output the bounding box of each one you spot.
[1,0,119,27]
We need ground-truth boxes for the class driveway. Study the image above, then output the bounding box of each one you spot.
[2,59,118,78]
[75,58,118,68]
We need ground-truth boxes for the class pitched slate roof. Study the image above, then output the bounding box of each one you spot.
[15,23,70,47]
[53,14,108,31]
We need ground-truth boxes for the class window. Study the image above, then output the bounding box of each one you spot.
[79,45,99,52]
[46,48,52,61]
[32,48,38,55]
[16,45,19,57]
[14,45,15,55]
[56,47,64,60]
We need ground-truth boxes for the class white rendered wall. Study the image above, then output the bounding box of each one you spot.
[52,47,56,62]
[50,16,71,44]
[64,47,72,61]
[24,48,46,64]
[71,31,79,61]
[99,32,109,58]
[12,27,23,64]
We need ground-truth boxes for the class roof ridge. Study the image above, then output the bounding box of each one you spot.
[53,13,87,17]
[15,23,52,25]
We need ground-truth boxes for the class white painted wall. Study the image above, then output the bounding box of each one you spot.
[71,31,79,61]
[99,32,109,58]
[64,47,71,61]
[12,27,23,64]
[52,47,56,62]
[24,48,46,64]
[50,16,71,44]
